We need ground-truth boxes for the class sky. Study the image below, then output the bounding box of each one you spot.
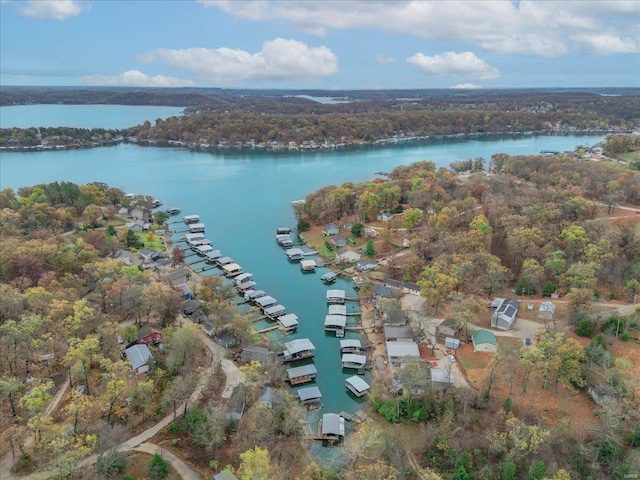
[1,0,639,90]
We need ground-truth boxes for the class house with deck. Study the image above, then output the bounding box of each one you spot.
[240,346,275,367]
[137,326,162,345]
[323,223,340,236]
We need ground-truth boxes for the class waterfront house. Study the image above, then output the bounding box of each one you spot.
[323,223,340,236]
[326,289,346,304]
[125,344,153,375]
[345,376,371,397]
[430,368,455,389]
[324,315,347,337]
[286,364,317,385]
[182,299,203,316]
[384,325,414,342]
[297,386,322,407]
[163,268,191,286]
[240,346,275,367]
[340,339,362,354]
[356,260,378,272]
[385,341,420,366]
[384,278,421,296]
[321,413,345,441]
[472,329,498,353]
[490,297,520,330]
[282,338,315,362]
[341,353,367,370]
[330,235,348,249]
[278,313,299,332]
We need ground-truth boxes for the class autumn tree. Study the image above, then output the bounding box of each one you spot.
[402,208,423,231]
[418,265,457,315]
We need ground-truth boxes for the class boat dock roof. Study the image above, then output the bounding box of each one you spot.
[216,256,233,265]
[245,290,266,301]
[342,354,367,366]
[287,364,317,380]
[265,304,286,317]
[340,339,362,350]
[255,295,277,308]
[328,304,347,316]
[222,262,242,272]
[346,376,370,394]
[195,245,214,254]
[321,413,345,437]
[321,271,338,282]
[276,234,293,246]
[278,313,299,328]
[184,232,205,242]
[286,247,305,258]
[234,273,253,284]
[300,259,317,270]
[297,386,322,402]
[277,226,291,234]
[284,338,315,355]
[206,250,223,261]
[326,289,346,301]
[183,214,200,223]
[324,315,347,327]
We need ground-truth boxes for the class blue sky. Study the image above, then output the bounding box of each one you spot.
[1,0,638,89]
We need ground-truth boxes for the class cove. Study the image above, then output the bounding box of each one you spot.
[0,134,605,423]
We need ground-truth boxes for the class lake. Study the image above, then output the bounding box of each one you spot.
[0,104,185,129]
[0,105,606,429]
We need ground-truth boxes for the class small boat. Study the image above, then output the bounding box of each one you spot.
[166,206,181,215]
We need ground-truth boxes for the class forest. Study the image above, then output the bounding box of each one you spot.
[0,136,639,479]
[2,89,639,152]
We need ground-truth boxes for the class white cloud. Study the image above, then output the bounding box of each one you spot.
[450,83,480,90]
[138,38,338,84]
[570,34,639,54]
[18,0,89,20]
[203,0,640,57]
[375,54,396,64]
[407,51,499,80]
[80,70,195,88]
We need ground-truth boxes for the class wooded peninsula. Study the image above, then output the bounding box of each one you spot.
[0,89,640,480]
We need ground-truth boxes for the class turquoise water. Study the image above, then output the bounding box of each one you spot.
[0,118,606,419]
[0,104,185,129]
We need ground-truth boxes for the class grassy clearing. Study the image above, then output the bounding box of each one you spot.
[137,232,164,250]
[615,150,640,163]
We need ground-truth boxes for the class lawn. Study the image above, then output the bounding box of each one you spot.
[138,232,165,250]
